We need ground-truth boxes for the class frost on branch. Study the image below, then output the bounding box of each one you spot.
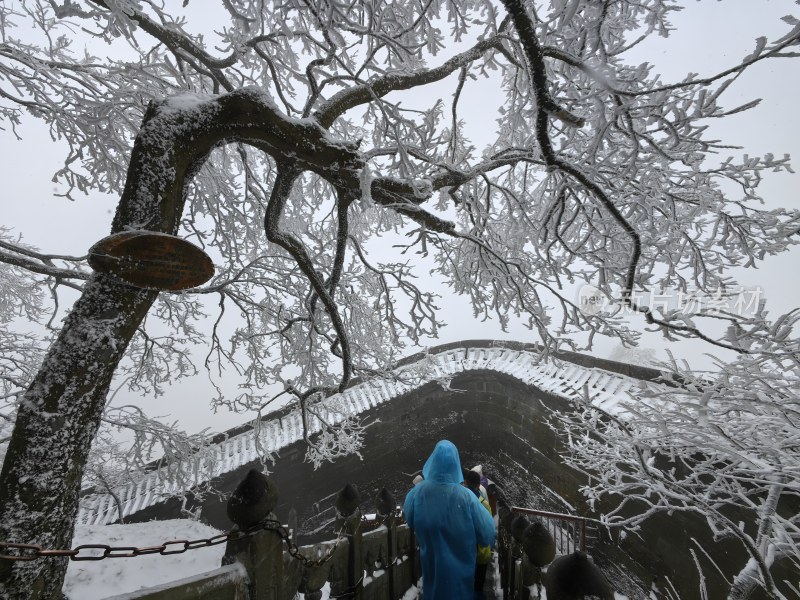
[550,327,800,597]
[304,414,368,470]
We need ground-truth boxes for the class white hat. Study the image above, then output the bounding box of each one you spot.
[471,465,483,475]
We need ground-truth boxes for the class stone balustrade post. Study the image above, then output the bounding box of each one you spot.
[520,520,555,569]
[330,483,363,599]
[513,558,532,600]
[496,502,521,599]
[298,562,330,600]
[409,529,420,588]
[508,513,528,597]
[520,519,555,597]
[375,488,400,598]
[222,469,283,600]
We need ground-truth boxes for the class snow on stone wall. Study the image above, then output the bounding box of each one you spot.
[77,344,652,526]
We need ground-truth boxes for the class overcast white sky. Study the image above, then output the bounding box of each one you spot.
[2,1,798,436]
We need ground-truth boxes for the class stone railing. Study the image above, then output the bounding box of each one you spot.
[105,471,419,600]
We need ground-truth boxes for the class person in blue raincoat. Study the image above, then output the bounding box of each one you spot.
[403,440,496,599]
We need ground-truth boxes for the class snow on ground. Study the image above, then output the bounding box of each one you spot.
[63,519,225,600]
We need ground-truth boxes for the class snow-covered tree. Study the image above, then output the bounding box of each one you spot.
[554,343,800,599]
[0,0,798,597]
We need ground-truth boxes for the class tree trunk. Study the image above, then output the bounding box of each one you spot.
[0,88,363,598]
[0,98,200,599]
[0,276,157,598]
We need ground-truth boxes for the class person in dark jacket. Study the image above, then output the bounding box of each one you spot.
[470,465,490,500]
[464,469,493,598]
[403,440,496,600]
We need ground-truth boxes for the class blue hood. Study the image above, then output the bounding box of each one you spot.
[404,439,496,599]
[422,440,464,484]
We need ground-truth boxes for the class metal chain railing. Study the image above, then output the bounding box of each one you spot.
[0,534,232,562]
[0,517,346,567]
[278,518,347,568]
[361,511,397,529]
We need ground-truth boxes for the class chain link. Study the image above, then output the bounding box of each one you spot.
[0,509,407,566]
[0,517,350,565]
[247,518,347,568]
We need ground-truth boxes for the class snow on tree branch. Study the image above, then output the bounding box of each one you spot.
[1,0,799,596]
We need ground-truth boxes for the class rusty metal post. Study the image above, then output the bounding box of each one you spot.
[580,518,587,552]
[222,470,283,600]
